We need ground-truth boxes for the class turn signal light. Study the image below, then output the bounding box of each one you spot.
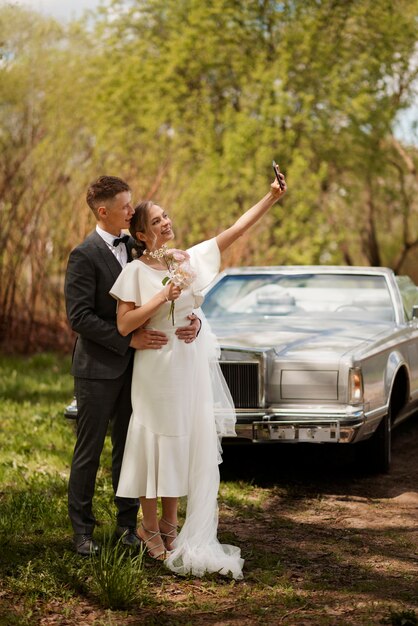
[349,367,364,403]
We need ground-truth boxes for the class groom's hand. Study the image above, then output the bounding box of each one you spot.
[176,314,201,344]
[130,326,168,350]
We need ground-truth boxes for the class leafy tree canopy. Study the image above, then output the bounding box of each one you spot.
[0,0,417,349]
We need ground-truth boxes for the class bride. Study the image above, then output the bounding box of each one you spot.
[109,169,287,579]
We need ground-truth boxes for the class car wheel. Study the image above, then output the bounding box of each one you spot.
[363,408,392,474]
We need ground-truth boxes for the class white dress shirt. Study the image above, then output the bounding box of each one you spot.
[96,225,128,268]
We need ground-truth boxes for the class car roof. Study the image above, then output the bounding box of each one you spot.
[220,266,395,277]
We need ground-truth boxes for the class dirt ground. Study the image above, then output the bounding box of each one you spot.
[216,417,418,625]
[141,418,418,625]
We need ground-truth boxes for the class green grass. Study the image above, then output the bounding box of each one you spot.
[0,353,75,485]
[1,354,418,626]
[89,533,149,609]
[219,480,268,519]
[0,353,150,617]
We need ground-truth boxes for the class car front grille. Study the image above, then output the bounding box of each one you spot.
[220,361,260,408]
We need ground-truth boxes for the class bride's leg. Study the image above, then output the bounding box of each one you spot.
[160,497,178,551]
[138,497,166,560]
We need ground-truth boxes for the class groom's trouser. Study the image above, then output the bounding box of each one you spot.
[68,365,139,535]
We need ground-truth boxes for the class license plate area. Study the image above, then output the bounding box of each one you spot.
[253,421,340,442]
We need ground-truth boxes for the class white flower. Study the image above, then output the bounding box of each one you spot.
[147,247,196,324]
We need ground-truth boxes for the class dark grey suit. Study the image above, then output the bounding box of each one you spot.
[64,230,139,534]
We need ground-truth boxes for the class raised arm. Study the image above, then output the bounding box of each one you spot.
[216,174,286,253]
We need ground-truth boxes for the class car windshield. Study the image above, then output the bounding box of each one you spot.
[202,273,396,321]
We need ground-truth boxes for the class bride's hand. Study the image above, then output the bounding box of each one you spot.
[164,282,181,302]
[270,173,287,198]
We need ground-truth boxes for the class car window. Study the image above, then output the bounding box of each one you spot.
[396,276,418,321]
[203,273,395,321]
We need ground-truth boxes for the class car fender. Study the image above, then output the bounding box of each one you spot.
[384,350,410,409]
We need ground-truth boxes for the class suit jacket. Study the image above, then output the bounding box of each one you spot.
[64,230,135,379]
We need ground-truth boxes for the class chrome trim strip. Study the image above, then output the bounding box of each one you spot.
[233,407,365,420]
[229,421,362,443]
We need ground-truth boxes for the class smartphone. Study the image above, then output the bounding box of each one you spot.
[272,160,285,190]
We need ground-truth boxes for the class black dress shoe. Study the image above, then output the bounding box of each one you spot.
[73,534,99,556]
[115,525,141,547]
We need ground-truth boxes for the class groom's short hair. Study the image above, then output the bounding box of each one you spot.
[87,176,131,217]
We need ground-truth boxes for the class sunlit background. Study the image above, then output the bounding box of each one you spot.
[0,0,417,352]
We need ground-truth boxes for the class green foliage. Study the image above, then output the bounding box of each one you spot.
[1,1,418,351]
[0,6,96,351]
[78,0,418,273]
[88,534,149,609]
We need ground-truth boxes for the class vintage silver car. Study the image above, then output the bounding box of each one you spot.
[202,266,418,472]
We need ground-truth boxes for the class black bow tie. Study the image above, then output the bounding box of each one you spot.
[113,235,130,247]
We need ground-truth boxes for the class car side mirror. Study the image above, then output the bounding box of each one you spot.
[412,305,418,319]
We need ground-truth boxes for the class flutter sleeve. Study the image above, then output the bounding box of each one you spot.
[188,238,220,305]
[109,260,142,306]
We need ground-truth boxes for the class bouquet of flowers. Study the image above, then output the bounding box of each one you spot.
[146,246,196,324]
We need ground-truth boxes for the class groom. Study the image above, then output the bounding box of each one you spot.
[64,175,199,555]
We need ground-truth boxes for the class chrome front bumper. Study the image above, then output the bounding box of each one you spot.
[225,407,367,444]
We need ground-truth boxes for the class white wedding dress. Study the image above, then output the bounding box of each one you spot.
[110,238,244,579]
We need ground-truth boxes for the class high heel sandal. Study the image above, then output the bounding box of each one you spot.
[159,518,178,552]
[138,523,166,561]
